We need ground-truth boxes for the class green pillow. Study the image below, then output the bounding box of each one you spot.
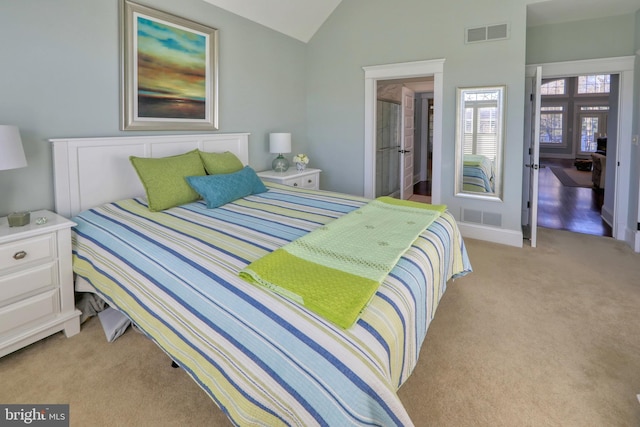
[198,150,244,175]
[130,149,206,212]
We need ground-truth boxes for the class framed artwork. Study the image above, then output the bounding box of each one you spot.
[120,0,219,130]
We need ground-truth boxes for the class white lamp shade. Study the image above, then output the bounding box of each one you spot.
[269,133,291,154]
[0,125,27,171]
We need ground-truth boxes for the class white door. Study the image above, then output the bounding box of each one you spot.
[526,66,542,247]
[400,86,415,200]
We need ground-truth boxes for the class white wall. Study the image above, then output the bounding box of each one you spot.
[0,0,307,216]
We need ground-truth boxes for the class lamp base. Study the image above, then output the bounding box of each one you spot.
[272,154,290,172]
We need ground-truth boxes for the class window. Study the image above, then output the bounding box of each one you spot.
[463,91,499,162]
[577,105,609,153]
[577,74,610,94]
[539,106,565,144]
[540,79,566,96]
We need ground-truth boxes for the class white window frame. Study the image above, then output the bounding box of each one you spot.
[574,101,609,155]
[575,74,611,96]
[540,78,567,97]
[539,102,568,148]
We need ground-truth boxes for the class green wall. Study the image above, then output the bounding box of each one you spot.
[305,0,529,232]
[2,0,639,239]
[0,0,307,216]
[526,14,636,65]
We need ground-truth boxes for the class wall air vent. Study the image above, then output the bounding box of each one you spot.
[461,208,503,227]
[465,23,510,44]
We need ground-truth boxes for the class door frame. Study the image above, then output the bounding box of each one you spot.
[525,56,634,243]
[400,86,415,200]
[363,59,445,201]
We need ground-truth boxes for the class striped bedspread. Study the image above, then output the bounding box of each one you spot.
[463,154,495,193]
[71,184,472,426]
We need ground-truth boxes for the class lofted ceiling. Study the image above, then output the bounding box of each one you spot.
[201,0,341,43]
[202,0,640,43]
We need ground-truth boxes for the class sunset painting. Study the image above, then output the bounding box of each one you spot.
[136,16,207,119]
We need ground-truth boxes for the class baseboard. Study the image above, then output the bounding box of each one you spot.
[625,228,640,253]
[458,222,523,247]
[601,204,614,227]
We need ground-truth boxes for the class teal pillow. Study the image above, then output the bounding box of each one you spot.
[198,150,244,175]
[186,166,268,209]
[130,149,206,212]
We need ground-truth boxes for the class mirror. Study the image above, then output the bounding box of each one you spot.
[455,85,505,200]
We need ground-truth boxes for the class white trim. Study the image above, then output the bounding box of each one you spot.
[626,228,640,253]
[363,59,445,202]
[526,56,634,246]
[458,223,524,247]
[601,204,614,227]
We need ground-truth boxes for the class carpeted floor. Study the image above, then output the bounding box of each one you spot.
[1,228,639,426]
[550,166,593,188]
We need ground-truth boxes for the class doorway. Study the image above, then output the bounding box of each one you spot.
[537,74,615,238]
[363,59,445,203]
[523,57,634,244]
[375,79,434,202]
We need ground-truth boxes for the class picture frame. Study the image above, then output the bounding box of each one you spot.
[120,0,219,131]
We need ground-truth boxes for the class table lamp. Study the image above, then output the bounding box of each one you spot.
[270,133,291,172]
[0,125,29,227]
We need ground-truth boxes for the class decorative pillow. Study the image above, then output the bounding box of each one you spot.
[198,150,244,175]
[130,149,206,212]
[186,166,268,209]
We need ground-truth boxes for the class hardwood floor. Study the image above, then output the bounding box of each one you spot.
[538,158,612,237]
[413,180,431,196]
[414,159,612,238]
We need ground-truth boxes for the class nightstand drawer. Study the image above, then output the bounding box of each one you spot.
[0,234,55,272]
[300,175,318,189]
[281,175,318,189]
[0,289,58,336]
[257,168,321,191]
[0,262,57,306]
[281,177,303,187]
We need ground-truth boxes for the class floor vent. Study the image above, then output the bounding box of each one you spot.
[465,23,509,43]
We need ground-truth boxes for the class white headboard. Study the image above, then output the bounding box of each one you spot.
[50,133,250,218]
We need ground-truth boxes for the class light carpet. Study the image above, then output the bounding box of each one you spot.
[1,228,639,426]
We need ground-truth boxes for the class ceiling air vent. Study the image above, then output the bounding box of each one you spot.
[465,23,509,44]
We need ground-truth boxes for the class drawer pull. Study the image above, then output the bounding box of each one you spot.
[307,179,312,183]
[13,251,27,260]
[293,183,298,187]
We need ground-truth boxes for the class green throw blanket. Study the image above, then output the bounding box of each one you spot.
[239,197,445,328]
[463,154,486,166]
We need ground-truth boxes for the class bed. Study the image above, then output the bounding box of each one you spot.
[463,154,495,193]
[51,133,471,426]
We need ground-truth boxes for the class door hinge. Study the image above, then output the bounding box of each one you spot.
[530,93,533,101]
[527,201,530,208]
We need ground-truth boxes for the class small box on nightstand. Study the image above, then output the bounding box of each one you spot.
[7,211,30,227]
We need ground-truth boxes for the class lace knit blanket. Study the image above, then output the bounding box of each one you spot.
[240,197,445,328]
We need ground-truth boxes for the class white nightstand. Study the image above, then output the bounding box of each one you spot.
[257,168,321,190]
[0,210,81,358]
